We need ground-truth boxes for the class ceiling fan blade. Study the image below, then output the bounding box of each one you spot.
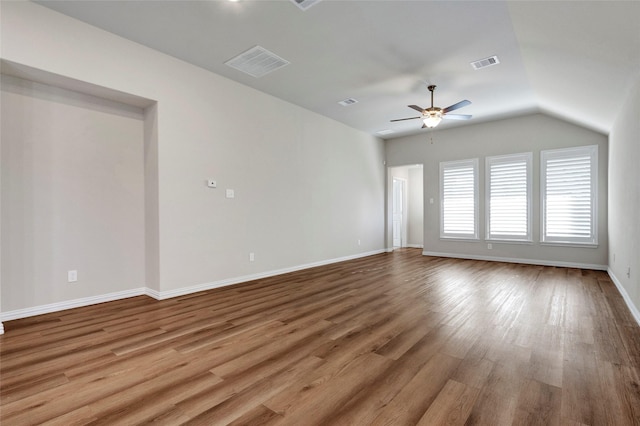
[442,114,472,120]
[408,105,426,113]
[442,100,471,114]
[390,116,421,122]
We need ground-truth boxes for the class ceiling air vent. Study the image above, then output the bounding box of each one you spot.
[290,0,322,11]
[338,98,358,106]
[225,46,290,78]
[377,129,395,136]
[471,55,500,70]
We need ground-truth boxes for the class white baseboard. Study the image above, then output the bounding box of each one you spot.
[0,249,387,325]
[0,287,147,323]
[155,249,387,300]
[406,244,424,249]
[608,268,640,326]
[144,287,161,300]
[422,251,608,271]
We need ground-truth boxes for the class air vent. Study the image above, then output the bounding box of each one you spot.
[338,98,358,106]
[225,46,290,78]
[290,0,322,11]
[377,129,395,135]
[471,55,500,70]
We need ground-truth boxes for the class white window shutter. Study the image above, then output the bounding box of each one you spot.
[440,159,478,239]
[486,153,532,241]
[541,145,598,245]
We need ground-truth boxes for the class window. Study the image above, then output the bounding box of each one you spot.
[541,145,598,245]
[440,158,478,239]
[486,153,532,241]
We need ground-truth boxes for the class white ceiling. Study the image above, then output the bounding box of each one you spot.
[35,0,640,139]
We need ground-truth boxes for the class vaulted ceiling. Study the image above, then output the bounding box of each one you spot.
[36,1,640,139]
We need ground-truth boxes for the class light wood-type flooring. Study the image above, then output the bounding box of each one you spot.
[2,249,640,425]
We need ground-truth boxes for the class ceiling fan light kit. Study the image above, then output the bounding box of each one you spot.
[391,84,471,130]
[423,111,442,128]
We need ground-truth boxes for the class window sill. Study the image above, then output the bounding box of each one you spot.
[440,237,480,242]
[540,242,598,249]
[485,239,533,245]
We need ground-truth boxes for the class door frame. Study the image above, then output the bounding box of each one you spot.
[386,165,424,252]
[392,177,407,248]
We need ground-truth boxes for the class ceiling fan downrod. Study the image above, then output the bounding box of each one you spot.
[428,85,436,109]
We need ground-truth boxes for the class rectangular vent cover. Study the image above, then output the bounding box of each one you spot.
[471,55,500,70]
[338,98,358,106]
[377,129,395,135]
[225,46,290,78]
[290,0,322,11]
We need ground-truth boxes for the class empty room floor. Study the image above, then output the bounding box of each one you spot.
[1,249,639,425]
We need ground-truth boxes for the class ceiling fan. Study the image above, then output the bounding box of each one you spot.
[391,85,472,129]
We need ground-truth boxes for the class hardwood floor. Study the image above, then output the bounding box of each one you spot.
[1,249,639,425]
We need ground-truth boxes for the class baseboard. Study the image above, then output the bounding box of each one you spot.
[608,268,640,326]
[422,251,608,271]
[144,287,161,300]
[0,249,388,325]
[155,249,388,300]
[406,244,424,249]
[0,287,147,323]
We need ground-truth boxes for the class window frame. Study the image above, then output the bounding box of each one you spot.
[485,152,533,243]
[540,145,598,246]
[440,158,479,240]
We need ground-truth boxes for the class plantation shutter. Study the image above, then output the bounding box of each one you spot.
[487,153,531,241]
[440,159,478,239]
[542,146,598,245]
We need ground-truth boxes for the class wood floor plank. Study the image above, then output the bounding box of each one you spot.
[266,352,393,426]
[181,355,323,425]
[369,352,462,425]
[226,404,282,426]
[511,378,562,426]
[2,249,640,425]
[415,379,479,425]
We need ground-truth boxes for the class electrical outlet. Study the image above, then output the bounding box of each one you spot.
[358,239,361,246]
[207,179,217,188]
[68,270,78,282]
[226,189,235,198]
[249,252,255,262]
[487,243,492,249]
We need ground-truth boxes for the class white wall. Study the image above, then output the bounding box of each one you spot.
[0,2,385,316]
[407,167,424,247]
[608,76,640,320]
[1,76,146,312]
[386,114,608,268]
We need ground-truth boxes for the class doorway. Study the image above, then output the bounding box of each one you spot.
[388,165,424,251]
